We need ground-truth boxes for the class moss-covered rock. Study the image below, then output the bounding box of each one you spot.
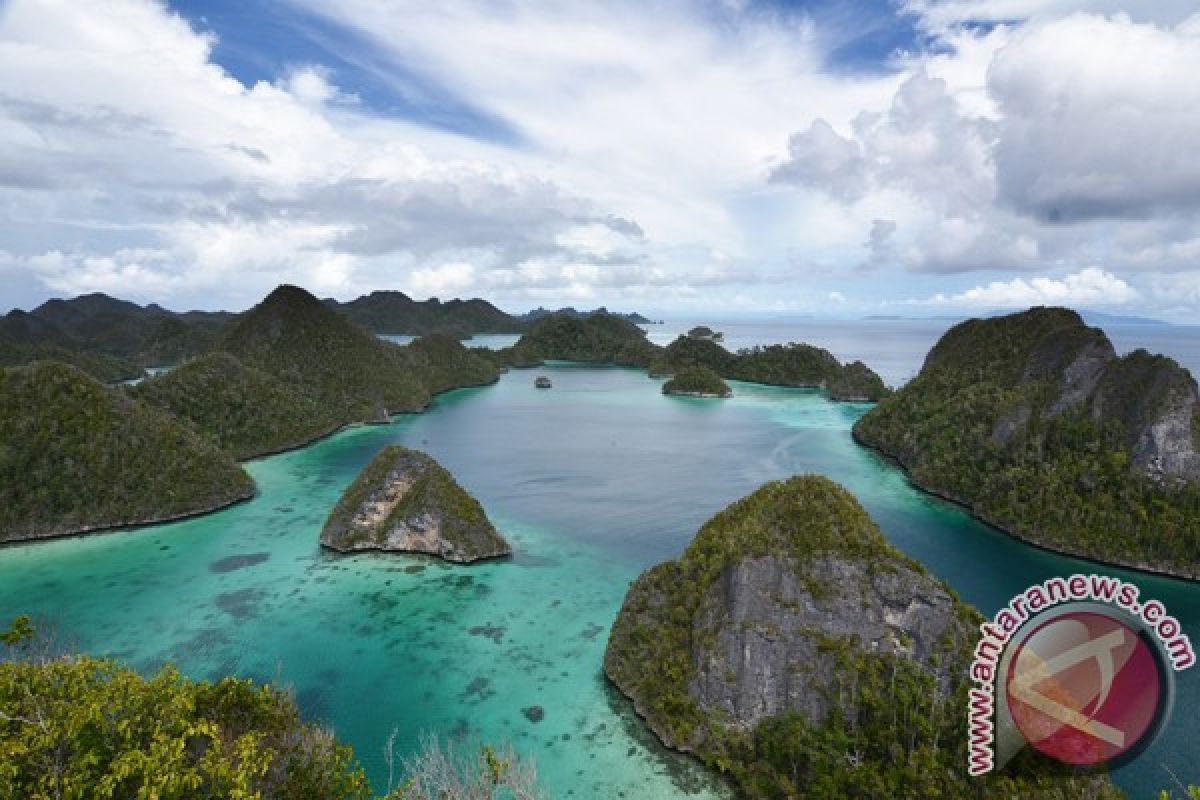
[662,366,731,398]
[854,306,1200,577]
[320,446,510,563]
[0,362,254,542]
[604,475,1117,798]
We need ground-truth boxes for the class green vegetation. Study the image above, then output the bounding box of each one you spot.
[131,352,332,459]
[0,362,253,542]
[854,307,1200,577]
[686,325,723,341]
[0,293,230,381]
[1,618,540,800]
[131,294,498,460]
[511,314,891,401]
[219,286,499,429]
[828,359,890,401]
[0,287,504,541]
[604,475,1117,798]
[321,445,510,562]
[219,285,429,424]
[728,343,841,387]
[654,335,736,374]
[329,291,523,336]
[406,333,500,394]
[661,366,731,397]
[654,336,892,401]
[510,312,660,366]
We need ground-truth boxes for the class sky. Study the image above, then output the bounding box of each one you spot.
[1,1,1199,319]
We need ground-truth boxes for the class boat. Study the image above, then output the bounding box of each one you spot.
[535,375,552,389]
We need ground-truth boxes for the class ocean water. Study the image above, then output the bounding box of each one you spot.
[2,364,1199,797]
[645,318,1200,387]
[383,317,1200,389]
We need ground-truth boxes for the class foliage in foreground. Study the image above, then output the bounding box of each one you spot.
[1,617,541,800]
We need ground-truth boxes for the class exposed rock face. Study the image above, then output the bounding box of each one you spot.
[689,554,957,731]
[604,475,1116,798]
[855,307,1200,577]
[1092,349,1200,481]
[604,475,975,752]
[320,446,510,563]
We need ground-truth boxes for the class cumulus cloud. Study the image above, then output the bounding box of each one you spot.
[5,0,840,309]
[990,12,1200,222]
[770,120,866,201]
[770,10,1200,288]
[923,267,1139,308]
[3,0,1200,317]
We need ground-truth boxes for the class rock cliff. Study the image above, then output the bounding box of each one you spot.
[320,446,510,563]
[604,475,1117,798]
[854,306,1200,577]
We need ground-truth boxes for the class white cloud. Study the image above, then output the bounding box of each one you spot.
[922,267,1139,308]
[1,0,1199,318]
[410,262,477,295]
[989,12,1200,221]
[770,11,1200,286]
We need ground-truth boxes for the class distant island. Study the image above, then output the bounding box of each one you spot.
[854,307,1200,578]
[661,366,731,397]
[519,306,660,324]
[324,290,524,336]
[320,446,511,563]
[496,311,891,402]
[0,290,664,386]
[604,475,1115,798]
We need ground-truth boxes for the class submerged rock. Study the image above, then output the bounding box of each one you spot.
[319,445,511,563]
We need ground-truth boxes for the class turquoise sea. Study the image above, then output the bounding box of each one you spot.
[4,339,1200,796]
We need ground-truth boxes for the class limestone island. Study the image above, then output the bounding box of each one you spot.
[661,366,731,398]
[604,475,1116,798]
[854,306,1200,578]
[319,445,511,563]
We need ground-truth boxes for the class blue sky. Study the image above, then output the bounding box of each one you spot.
[2,0,1200,318]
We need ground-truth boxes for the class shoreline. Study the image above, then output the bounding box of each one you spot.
[849,428,1200,584]
[0,487,256,550]
[1,376,503,549]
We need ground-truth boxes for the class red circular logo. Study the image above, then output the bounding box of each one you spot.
[1004,611,1165,766]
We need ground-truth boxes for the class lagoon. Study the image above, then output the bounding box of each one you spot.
[1,363,1197,797]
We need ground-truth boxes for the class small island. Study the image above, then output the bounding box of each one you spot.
[661,366,731,398]
[604,475,1116,798]
[320,445,511,563]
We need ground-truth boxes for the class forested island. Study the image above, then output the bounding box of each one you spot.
[604,475,1119,798]
[320,446,511,562]
[0,289,661,384]
[854,307,1200,578]
[0,286,502,542]
[0,362,254,542]
[496,311,890,401]
[662,366,732,397]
